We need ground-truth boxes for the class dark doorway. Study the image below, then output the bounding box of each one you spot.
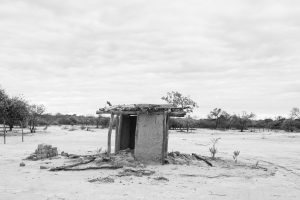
[120,115,137,150]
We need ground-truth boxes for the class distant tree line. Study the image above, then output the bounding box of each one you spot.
[169,107,300,132]
[0,87,110,136]
[162,91,300,133]
[1,88,48,136]
[2,87,300,140]
[39,113,110,128]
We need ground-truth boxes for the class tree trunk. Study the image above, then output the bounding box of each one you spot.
[31,120,36,133]
[20,121,24,142]
[3,119,6,144]
[186,120,190,133]
[215,118,218,129]
[9,124,13,131]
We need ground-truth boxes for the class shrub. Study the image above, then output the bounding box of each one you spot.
[233,150,240,163]
[209,138,220,159]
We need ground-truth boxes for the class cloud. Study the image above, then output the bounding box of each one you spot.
[0,0,299,118]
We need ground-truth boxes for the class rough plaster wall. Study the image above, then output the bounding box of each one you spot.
[135,114,163,162]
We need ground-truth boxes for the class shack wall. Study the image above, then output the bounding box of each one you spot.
[134,113,164,162]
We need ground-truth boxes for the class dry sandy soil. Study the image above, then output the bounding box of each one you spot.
[0,126,300,200]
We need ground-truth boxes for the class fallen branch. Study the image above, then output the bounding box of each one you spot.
[180,173,232,178]
[56,165,122,171]
[192,153,213,167]
[49,157,96,171]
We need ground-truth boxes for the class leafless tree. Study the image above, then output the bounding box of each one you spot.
[290,107,300,119]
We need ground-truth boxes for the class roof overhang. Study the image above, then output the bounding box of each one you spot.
[96,104,188,117]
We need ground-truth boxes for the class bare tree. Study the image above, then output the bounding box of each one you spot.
[161,91,198,132]
[290,107,300,119]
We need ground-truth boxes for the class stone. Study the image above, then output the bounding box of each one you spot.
[27,144,59,161]
[20,162,25,167]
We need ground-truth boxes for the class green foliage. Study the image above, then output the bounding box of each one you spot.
[161,91,198,113]
[162,91,198,133]
[28,104,45,133]
[281,118,296,132]
[234,112,256,132]
[6,96,29,130]
[0,88,9,122]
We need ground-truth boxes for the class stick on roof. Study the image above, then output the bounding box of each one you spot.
[96,104,188,117]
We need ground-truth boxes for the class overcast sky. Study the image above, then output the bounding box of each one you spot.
[0,0,299,118]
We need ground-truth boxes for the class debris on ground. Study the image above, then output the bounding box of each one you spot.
[117,168,155,177]
[49,157,97,171]
[88,176,115,184]
[154,176,169,181]
[48,149,142,171]
[112,149,142,168]
[19,162,25,167]
[26,144,58,160]
[61,151,69,157]
[166,151,213,167]
[40,166,48,169]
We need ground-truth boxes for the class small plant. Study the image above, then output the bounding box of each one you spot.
[233,150,240,163]
[209,147,217,159]
[254,161,259,168]
[209,138,221,159]
[97,147,102,155]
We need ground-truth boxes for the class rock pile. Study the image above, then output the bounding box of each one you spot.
[27,144,58,160]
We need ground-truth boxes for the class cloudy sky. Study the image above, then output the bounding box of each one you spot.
[0,0,299,118]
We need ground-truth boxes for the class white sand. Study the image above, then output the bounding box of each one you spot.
[0,126,299,200]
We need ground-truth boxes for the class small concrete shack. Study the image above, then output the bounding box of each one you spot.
[96,104,187,164]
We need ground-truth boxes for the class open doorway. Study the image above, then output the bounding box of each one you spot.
[119,115,137,150]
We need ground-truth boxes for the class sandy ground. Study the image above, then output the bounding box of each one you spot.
[0,126,300,200]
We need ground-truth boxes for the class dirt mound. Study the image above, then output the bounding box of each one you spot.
[88,176,115,184]
[117,168,155,177]
[166,151,212,166]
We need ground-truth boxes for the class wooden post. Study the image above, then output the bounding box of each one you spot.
[165,114,169,156]
[161,112,167,164]
[114,115,119,153]
[115,114,122,153]
[107,113,114,156]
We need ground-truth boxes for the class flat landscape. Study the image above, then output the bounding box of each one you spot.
[0,127,300,200]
